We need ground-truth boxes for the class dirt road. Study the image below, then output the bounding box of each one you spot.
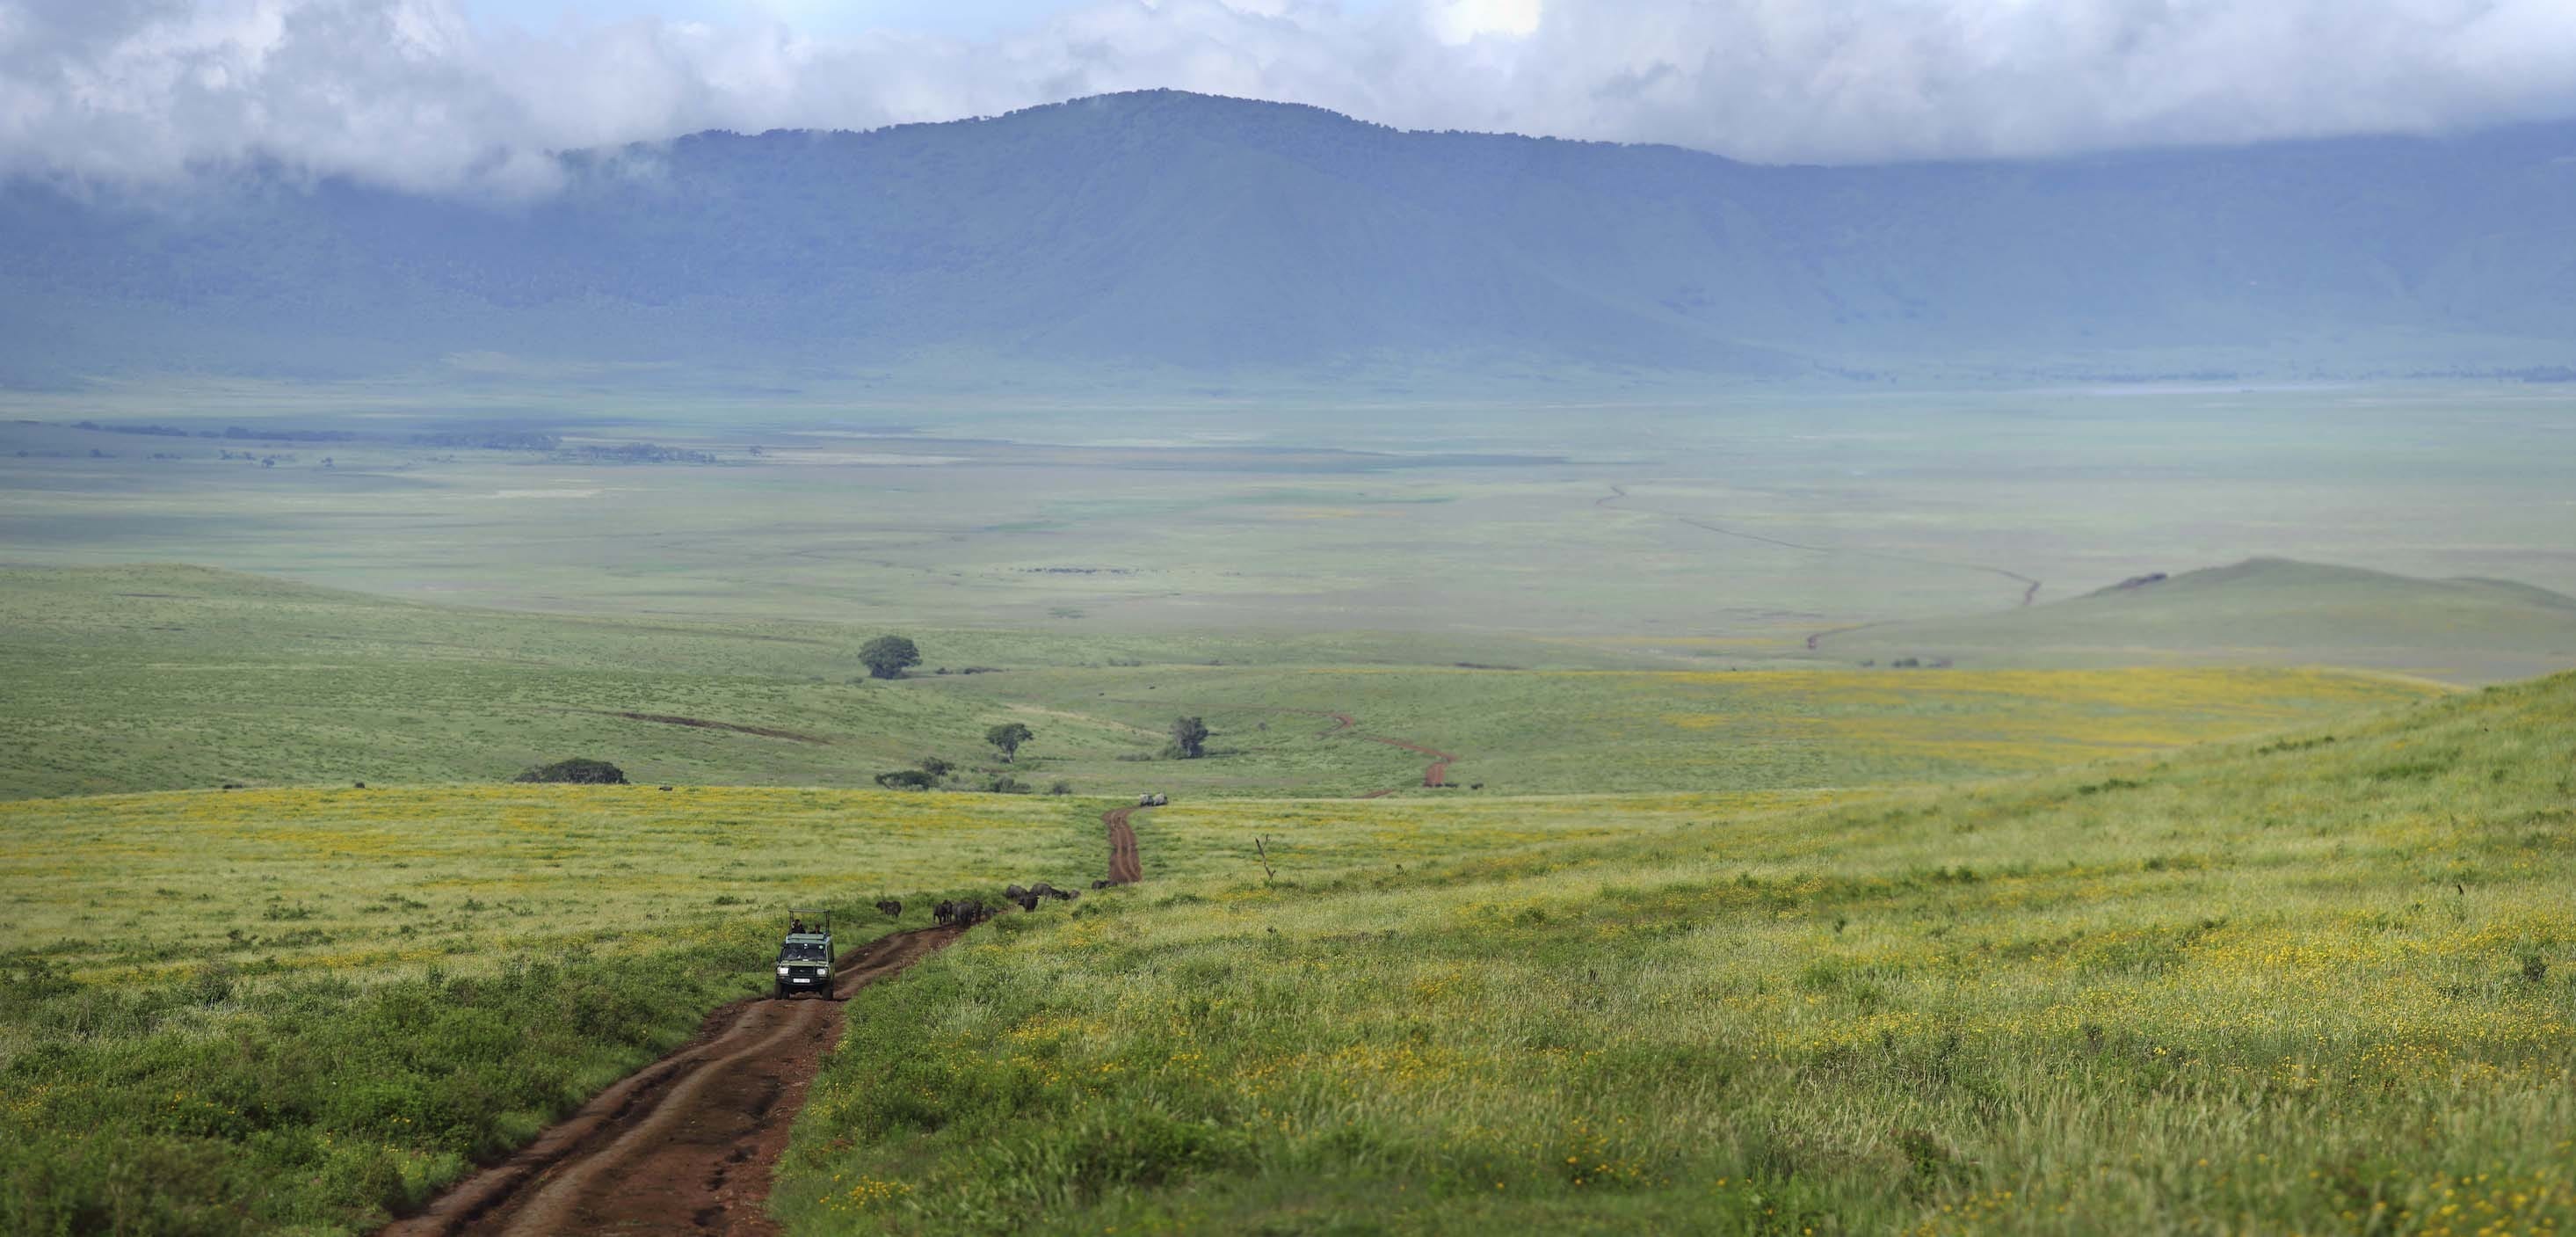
[1102,805,1145,884]
[1365,735,1454,788]
[383,925,965,1237]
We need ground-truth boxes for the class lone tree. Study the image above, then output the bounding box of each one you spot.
[1169,716,1209,760]
[985,722,1034,763]
[858,635,922,680]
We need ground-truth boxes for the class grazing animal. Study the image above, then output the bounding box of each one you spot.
[352,781,366,789]
[1091,879,1112,890]
[1005,884,1028,901]
[875,899,902,919]
[933,899,958,926]
[658,785,674,791]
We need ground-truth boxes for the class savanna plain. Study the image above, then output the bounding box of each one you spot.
[1,387,2572,1235]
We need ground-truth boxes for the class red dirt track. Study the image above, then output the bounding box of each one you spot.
[397,695,1465,1237]
[381,925,964,1237]
[1366,736,1455,787]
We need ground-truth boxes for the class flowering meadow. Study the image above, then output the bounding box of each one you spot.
[777,672,2576,1234]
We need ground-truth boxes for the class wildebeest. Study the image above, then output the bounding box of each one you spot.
[1005,884,1028,901]
[1091,879,1112,890]
[934,898,991,927]
[875,899,902,919]
[1030,882,1075,901]
[1010,889,1041,912]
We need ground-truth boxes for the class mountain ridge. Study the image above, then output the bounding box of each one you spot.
[7,89,2576,389]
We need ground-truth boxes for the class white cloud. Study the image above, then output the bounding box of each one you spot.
[3,0,2573,194]
[1429,0,1539,44]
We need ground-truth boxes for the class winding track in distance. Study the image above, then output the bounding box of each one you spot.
[382,924,966,1237]
[1099,706,1457,874]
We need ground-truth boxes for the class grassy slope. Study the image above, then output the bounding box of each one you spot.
[0,786,1124,1235]
[1829,557,2576,682]
[925,663,2437,796]
[776,672,2576,1235]
[0,565,2442,801]
[0,564,1616,800]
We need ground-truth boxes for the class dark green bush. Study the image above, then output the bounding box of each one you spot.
[511,758,628,784]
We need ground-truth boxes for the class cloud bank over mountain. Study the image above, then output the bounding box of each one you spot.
[4,0,2575,193]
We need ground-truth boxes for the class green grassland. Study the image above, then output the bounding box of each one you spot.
[775,671,2576,1236]
[4,382,2571,1234]
[0,785,1118,1234]
[3,670,2564,1233]
[0,565,2442,801]
[1828,557,2576,682]
[924,661,2439,796]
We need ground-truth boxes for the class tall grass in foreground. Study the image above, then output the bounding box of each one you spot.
[2,928,760,1233]
[0,788,1104,1234]
[777,674,2576,1235]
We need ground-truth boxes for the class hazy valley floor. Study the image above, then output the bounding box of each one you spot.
[3,384,2572,1233]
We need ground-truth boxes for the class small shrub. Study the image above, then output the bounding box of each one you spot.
[512,758,627,785]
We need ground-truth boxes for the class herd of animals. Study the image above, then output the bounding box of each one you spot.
[924,880,1092,927]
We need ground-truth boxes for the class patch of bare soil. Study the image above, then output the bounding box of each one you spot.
[381,926,964,1237]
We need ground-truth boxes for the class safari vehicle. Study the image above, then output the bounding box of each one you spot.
[1137,791,1168,806]
[774,909,836,1000]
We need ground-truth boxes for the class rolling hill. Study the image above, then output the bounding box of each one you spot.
[6,91,2576,389]
[6,651,2567,1233]
[0,564,2437,800]
[1823,557,2576,680]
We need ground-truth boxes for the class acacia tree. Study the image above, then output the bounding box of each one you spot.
[1170,716,1209,759]
[858,635,922,680]
[985,722,1034,763]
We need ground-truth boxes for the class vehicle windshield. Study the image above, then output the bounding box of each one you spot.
[780,941,827,963]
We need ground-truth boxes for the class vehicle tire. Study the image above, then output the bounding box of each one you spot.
[773,982,787,1000]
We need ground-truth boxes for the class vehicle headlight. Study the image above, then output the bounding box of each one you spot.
[776,965,790,976]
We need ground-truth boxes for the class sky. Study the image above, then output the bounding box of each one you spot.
[4,0,2576,194]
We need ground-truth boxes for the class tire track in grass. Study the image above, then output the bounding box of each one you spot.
[1096,705,1452,880]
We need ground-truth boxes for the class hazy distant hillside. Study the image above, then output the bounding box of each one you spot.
[7,90,2576,389]
[1825,557,2576,682]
